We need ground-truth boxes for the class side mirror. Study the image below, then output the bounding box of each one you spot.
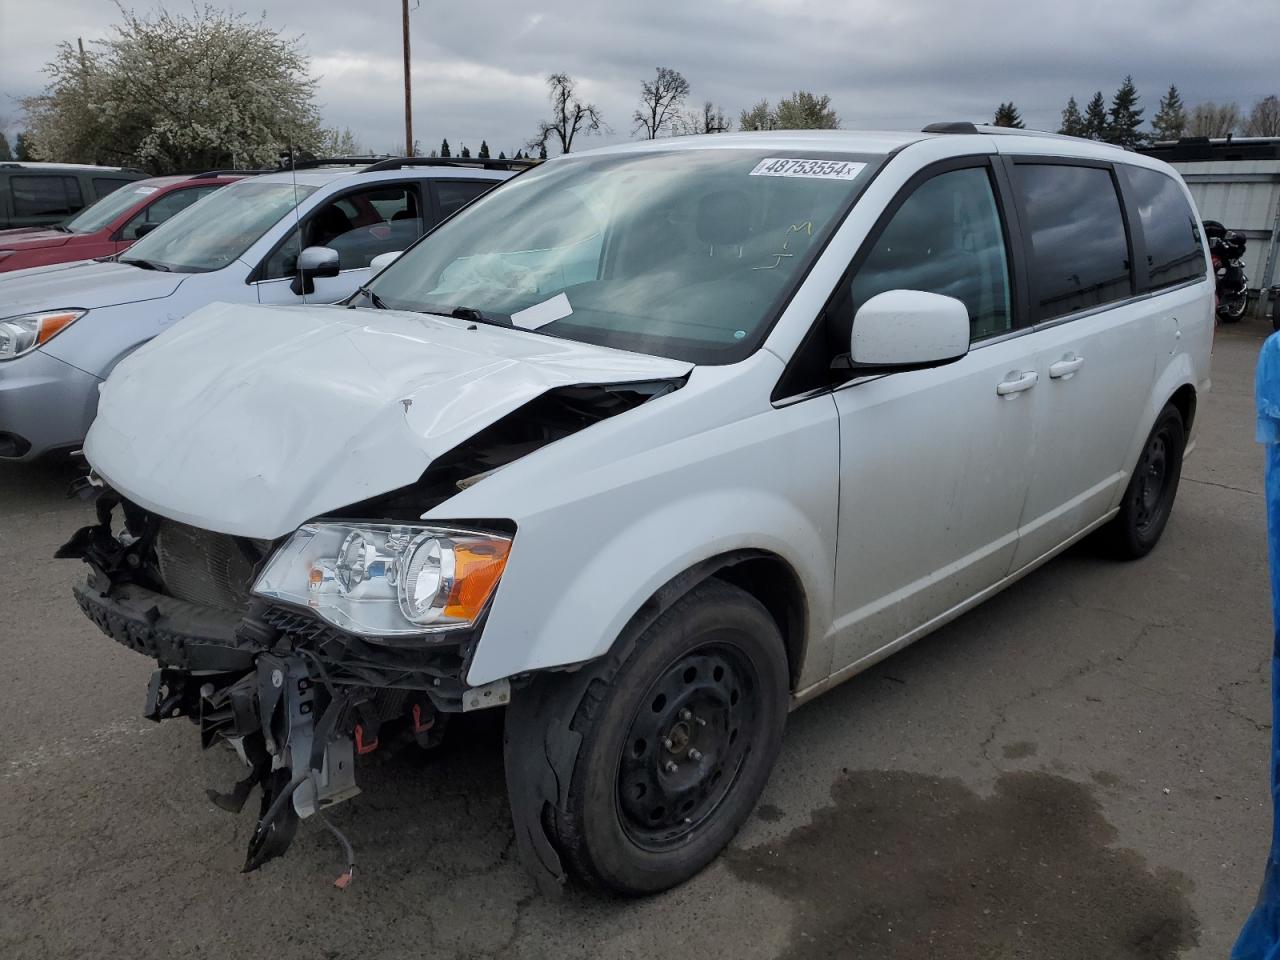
[133,222,160,239]
[292,245,340,295]
[848,290,970,374]
[369,250,403,274]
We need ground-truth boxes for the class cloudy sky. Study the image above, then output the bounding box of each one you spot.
[1,0,1277,155]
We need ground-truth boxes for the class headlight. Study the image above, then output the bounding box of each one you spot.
[253,522,512,638]
[0,309,86,360]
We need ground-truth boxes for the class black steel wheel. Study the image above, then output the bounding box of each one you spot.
[616,644,760,850]
[543,578,788,896]
[1105,404,1185,559]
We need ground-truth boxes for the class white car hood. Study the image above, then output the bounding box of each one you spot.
[85,301,692,538]
[0,258,184,316]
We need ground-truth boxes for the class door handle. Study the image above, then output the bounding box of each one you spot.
[996,371,1038,396]
[1048,354,1085,379]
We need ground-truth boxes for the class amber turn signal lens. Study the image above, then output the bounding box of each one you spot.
[444,540,512,621]
[37,312,81,345]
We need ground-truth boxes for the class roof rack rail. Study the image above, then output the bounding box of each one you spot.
[362,156,539,173]
[188,168,274,179]
[922,121,979,134]
[283,157,387,171]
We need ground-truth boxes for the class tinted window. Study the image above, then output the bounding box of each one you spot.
[11,175,84,217]
[1122,166,1206,289]
[1014,164,1131,320]
[845,166,1012,342]
[435,180,497,220]
[92,177,135,197]
[119,185,220,240]
[262,184,424,279]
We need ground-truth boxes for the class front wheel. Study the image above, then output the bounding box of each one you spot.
[549,579,789,896]
[1104,404,1185,559]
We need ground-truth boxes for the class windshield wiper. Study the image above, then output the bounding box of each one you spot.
[119,257,171,272]
[450,305,511,327]
[351,286,388,309]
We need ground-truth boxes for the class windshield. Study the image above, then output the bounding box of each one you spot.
[64,182,161,234]
[365,150,877,363]
[121,180,316,273]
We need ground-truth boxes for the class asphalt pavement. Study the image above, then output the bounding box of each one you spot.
[0,320,1272,959]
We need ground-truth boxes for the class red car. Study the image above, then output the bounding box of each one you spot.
[0,171,251,272]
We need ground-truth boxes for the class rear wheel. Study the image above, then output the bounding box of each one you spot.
[1104,404,1185,559]
[551,579,788,896]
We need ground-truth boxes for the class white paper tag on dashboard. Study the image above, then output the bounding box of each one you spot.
[511,292,572,330]
[749,158,866,180]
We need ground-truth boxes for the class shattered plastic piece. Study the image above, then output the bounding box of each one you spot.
[334,869,353,890]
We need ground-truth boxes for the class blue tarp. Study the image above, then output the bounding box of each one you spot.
[1234,334,1280,960]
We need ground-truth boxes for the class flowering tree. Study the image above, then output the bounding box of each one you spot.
[21,5,336,172]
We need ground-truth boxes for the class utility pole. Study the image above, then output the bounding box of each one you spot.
[401,0,413,156]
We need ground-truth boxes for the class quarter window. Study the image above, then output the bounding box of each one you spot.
[1014,164,1131,320]
[844,166,1013,343]
[435,180,497,221]
[11,175,84,218]
[1121,166,1207,289]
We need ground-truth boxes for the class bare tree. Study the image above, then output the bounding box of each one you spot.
[1245,95,1280,137]
[675,100,731,135]
[531,72,606,154]
[633,67,690,139]
[1188,101,1240,138]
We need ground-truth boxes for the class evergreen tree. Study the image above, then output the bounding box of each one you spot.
[460,144,471,158]
[1083,91,1108,140]
[1151,84,1187,141]
[498,150,506,160]
[1107,75,1144,147]
[0,132,10,161]
[440,138,451,158]
[992,102,1025,128]
[538,142,547,160]
[1058,96,1086,137]
[478,140,490,159]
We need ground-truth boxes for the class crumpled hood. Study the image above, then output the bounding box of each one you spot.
[0,258,183,317]
[85,301,692,538]
[0,228,72,251]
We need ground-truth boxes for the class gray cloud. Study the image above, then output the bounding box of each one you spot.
[1,0,1276,154]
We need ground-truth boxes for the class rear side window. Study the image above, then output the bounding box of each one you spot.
[93,177,135,197]
[1121,166,1207,289]
[11,175,84,217]
[1013,164,1131,321]
[434,180,497,222]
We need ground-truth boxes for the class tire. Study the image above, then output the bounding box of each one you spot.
[550,578,789,896]
[1217,295,1247,322]
[1104,404,1185,559]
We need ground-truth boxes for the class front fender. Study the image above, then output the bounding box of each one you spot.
[445,364,841,688]
[466,487,833,687]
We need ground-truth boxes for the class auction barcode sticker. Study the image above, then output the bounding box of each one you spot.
[749,158,866,180]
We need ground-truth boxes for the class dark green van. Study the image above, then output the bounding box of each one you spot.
[0,162,147,231]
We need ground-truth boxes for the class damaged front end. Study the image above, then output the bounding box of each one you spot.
[59,486,481,882]
[61,376,686,885]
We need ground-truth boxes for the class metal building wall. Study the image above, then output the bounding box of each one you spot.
[1170,159,1280,292]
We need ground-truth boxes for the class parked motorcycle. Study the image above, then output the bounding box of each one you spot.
[1204,219,1250,322]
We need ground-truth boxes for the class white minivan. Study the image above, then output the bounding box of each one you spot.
[65,126,1213,896]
